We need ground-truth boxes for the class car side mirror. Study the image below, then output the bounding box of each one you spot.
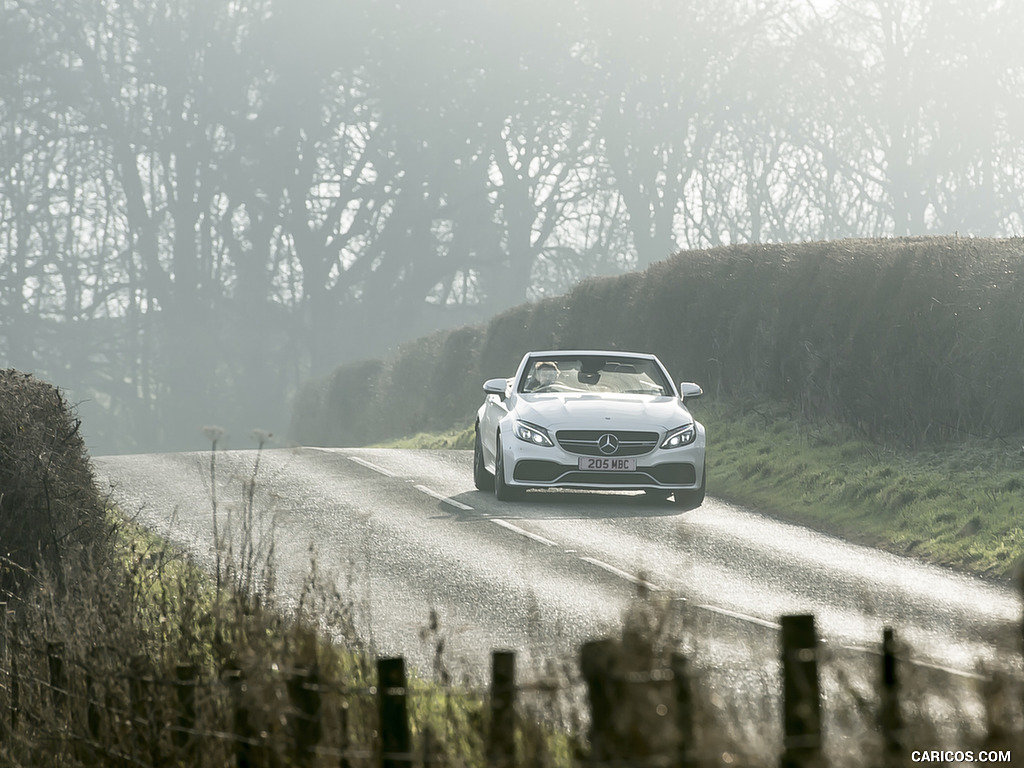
[679,382,703,401]
[483,378,509,398]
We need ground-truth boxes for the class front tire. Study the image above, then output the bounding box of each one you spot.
[493,434,522,501]
[673,461,706,510]
[473,425,494,491]
[644,489,672,502]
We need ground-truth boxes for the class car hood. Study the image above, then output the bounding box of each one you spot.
[514,393,692,429]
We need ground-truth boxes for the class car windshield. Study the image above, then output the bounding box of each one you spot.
[518,355,671,396]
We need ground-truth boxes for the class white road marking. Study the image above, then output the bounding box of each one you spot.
[843,645,986,681]
[906,659,986,681]
[348,456,398,477]
[695,603,781,630]
[579,556,662,592]
[490,518,558,547]
[413,484,474,511]
[341,452,989,679]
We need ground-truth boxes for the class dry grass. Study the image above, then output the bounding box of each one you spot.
[4,495,1020,767]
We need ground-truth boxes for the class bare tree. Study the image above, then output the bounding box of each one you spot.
[803,0,1024,236]
[2,0,1022,453]
[578,0,794,257]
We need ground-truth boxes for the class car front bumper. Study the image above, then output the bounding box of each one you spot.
[500,427,705,491]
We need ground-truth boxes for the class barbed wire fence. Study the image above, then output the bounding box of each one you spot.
[0,596,974,768]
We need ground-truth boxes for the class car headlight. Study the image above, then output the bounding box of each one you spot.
[513,420,554,447]
[661,424,696,449]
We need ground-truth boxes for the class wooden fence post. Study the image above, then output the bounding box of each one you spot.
[0,602,6,668]
[671,652,696,768]
[9,653,19,731]
[224,665,254,768]
[0,602,7,744]
[880,627,902,765]
[47,642,67,713]
[287,664,323,767]
[422,725,442,767]
[1018,569,1024,732]
[131,654,163,767]
[85,670,101,744]
[580,639,617,766]
[339,698,352,768]
[85,645,111,755]
[779,614,822,768]
[487,649,516,768]
[175,664,198,759]
[378,657,410,768]
[1018,568,1024,655]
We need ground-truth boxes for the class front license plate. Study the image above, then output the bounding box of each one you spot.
[578,457,636,471]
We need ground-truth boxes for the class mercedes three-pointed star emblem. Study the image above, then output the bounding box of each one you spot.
[598,433,619,455]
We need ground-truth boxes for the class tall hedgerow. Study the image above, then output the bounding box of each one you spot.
[0,369,109,594]
[291,237,1024,448]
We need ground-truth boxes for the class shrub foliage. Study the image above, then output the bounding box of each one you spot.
[0,369,108,593]
[290,237,1024,447]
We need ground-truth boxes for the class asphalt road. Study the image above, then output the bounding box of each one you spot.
[93,446,1022,753]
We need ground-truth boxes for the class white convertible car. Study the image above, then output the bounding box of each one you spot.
[474,350,706,507]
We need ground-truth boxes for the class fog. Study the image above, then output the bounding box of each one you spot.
[1,0,1021,454]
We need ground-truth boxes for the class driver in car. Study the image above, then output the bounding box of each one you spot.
[529,361,559,390]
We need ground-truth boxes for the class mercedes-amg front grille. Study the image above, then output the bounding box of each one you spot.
[555,430,659,457]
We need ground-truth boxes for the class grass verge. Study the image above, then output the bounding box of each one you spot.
[372,396,1024,580]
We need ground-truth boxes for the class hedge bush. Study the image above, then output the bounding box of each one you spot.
[290,237,1024,448]
[0,369,108,594]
